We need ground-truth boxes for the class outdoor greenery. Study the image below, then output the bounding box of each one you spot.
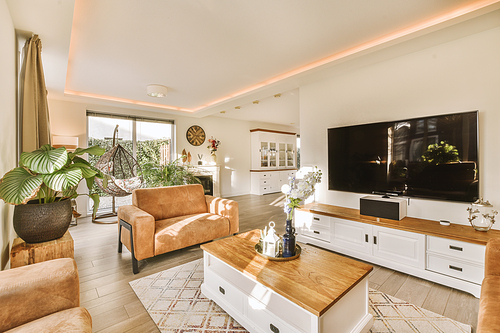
[140,157,201,188]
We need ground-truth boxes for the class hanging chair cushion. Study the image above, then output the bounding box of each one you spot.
[113,176,142,193]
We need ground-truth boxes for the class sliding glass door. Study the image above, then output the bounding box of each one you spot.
[87,112,174,214]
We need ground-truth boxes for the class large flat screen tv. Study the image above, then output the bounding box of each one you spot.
[328,111,479,202]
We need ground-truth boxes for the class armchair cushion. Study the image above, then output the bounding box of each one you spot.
[155,213,229,255]
[6,307,91,333]
[0,258,90,332]
[133,184,208,220]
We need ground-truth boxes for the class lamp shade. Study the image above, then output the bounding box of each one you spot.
[147,84,168,97]
[52,136,78,151]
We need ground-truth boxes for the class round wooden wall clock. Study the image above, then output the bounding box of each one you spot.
[186,125,206,146]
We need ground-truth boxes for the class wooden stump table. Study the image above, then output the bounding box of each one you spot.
[10,231,74,268]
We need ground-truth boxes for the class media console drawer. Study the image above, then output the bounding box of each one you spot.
[426,253,484,285]
[427,236,485,264]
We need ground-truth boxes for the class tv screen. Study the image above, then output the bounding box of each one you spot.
[328,111,479,202]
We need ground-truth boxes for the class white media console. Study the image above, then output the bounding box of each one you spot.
[295,203,500,298]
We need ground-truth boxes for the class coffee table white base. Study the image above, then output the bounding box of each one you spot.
[201,252,373,333]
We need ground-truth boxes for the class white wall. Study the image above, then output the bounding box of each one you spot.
[300,14,500,229]
[0,0,18,269]
[48,99,296,215]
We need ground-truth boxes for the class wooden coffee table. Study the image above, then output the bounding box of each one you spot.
[200,229,373,333]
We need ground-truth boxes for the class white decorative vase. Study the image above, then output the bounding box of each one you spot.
[211,152,217,164]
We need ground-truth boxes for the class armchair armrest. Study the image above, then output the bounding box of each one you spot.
[0,258,79,332]
[485,238,500,276]
[205,196,239,235]
[117,205,155,261]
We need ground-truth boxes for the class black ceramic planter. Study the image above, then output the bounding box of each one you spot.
[13,199,72,243]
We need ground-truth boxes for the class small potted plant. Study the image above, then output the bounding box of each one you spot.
[0,144,106,243]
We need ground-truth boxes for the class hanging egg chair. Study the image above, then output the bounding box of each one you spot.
[93,125,143,223]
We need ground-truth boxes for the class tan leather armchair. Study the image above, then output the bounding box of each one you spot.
[477,238,500,332]
[117,184,239,273]
[0,258,92,332]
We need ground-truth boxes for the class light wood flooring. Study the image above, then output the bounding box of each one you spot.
[71,193,479,332]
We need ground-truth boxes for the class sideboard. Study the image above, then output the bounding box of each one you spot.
[296,203,500,298]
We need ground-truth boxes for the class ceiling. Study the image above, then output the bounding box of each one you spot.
[6,0,500,127]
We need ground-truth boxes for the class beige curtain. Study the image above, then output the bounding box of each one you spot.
[20,34,51,152]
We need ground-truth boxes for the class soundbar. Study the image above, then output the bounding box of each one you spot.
[360,195,407,221]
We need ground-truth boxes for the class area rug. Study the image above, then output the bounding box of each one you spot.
[130,259,471,333]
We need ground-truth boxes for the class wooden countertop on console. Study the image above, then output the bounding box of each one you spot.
[299,203,500,246]
[201,229,372,316]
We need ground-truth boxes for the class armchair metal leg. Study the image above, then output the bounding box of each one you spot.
[118,219,139,274]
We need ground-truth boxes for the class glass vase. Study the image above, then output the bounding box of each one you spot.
[282,219,296,257]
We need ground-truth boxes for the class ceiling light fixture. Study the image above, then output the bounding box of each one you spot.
[253,100,259,104]
[235,106,241,109]
[147,84,168,98]
[220,111,226,114]
[274,93,281,98]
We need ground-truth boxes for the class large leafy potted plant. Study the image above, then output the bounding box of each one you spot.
[0,144,106,243]
[140,156,201,187]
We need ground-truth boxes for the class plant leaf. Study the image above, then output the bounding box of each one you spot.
[71,146,105,159]
[72,162,98,179]
[0,167,43,204]
[89,193,100,219]
[72,156,91,166]
[20,145,68,174]
[42,166,83,192]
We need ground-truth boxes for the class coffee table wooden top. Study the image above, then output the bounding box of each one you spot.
[201,229,373,316]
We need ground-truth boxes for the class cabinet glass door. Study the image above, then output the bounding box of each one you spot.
[286,143,294,167]
[279,143,286,167]
[260,142,269,167]
[269,142,277,167]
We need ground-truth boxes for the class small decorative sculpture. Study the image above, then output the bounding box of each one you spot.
[197,154,203,165]
[467,198,498,232]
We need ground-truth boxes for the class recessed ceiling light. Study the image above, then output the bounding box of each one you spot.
[274,93,281,98]
[235,106,241,109]
[220,111,226,114]
[147,84,168,98]
[253,100,259,104]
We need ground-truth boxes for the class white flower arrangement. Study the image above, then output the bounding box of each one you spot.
[281,167,322,220]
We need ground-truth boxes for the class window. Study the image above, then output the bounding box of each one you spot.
[87,111,174,214]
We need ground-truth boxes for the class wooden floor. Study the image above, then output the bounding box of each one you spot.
[71,193,479,332]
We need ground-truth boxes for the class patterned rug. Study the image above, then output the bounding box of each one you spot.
[130,259,471,333]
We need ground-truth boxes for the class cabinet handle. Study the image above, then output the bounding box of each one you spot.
[373,236,377,245]
[314,217,320,221]
[270,323,280,333]
[365,234,369,243]
[449,245,463,252]
[449,265,463,272]
[313,231,320,234]
[219,286,225,295]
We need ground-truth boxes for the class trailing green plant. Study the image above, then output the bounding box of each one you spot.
[421,141,460,165]
[0,144,107,217]
[140,157,201,188]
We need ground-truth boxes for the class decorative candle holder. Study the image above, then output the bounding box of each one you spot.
[467,198,498,232]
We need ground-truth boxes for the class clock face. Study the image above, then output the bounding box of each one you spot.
[186,125,206,146]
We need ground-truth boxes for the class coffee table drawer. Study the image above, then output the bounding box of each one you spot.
[207,255,312,333]
[204,269,244,314]
[426,254,484,285]
[247,297,301,333]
